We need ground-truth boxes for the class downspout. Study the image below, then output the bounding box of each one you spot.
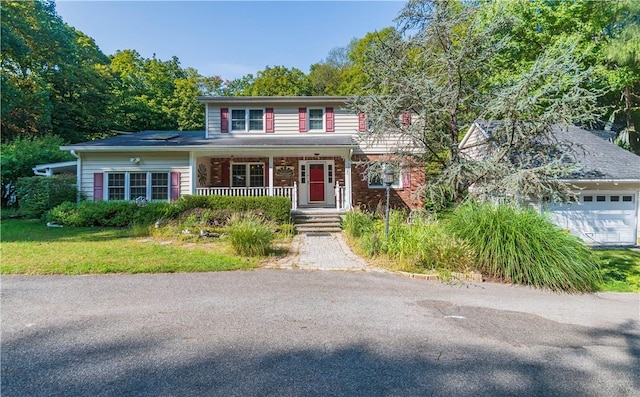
[70,150,82,203]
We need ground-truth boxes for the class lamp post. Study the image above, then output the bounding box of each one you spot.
[383,166,395,238]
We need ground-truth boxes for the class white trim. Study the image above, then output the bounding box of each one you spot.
[230,107,265,132]
[189,151,196,195]
[104,171,171,202]
[205,105,209,138]
[268,156,274,196]
[230,161,265,188]
[308,108,325,132]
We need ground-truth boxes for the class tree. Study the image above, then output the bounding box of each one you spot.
[352,0,601,208]
[248,65,311,96]
[1,0,112,143]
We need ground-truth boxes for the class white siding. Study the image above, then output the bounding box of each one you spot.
[205,104,361,136]
[80,152,191,200]
[207,104,221,135]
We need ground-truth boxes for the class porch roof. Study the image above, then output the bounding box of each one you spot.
[61,130,358,152]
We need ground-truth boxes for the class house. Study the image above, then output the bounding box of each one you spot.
[60,96,424,214]
[459,121,640,246]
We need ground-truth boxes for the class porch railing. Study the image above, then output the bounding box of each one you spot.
[335,182,347,211]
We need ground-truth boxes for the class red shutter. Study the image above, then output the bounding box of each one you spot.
[401,112,411,129]
[265,107,274,133]
[220,108,229,133]
[221,160,230,186]
[298,107,307,132]
[358,113,367,132]
[326,107,334,132]
[93,173,103,201]
[170,172,180,201]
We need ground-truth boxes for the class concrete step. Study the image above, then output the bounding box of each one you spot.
[293,216,342,224]
[295,225,343,233]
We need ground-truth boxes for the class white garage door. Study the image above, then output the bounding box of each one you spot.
[547,192,638,245]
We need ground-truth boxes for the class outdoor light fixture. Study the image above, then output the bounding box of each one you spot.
[129,157,141,165]
[384,166,395,237]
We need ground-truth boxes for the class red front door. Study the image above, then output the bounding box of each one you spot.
[309,164,325,202]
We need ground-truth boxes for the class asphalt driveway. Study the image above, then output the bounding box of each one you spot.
[1,270,638,396]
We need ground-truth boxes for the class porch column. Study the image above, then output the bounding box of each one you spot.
[345,160,352,210]
[268,156,274,196]
[189,152,196,195]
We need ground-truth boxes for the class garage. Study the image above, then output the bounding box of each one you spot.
[547,191,639,246]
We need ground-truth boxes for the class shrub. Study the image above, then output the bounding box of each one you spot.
[446,201,600,293]
[170,195,291,223]
[15,175,78,219]
[132,202,172,227]
[1,135,74,207]
[226,213,275,256]
[46,200,138,227]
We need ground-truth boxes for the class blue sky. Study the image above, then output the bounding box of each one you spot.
[55,1,406,80]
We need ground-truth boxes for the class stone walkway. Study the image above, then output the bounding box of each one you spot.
[267,232,370,271]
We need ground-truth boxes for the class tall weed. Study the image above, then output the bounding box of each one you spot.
[226,213,275,256]
[446,201,600,293]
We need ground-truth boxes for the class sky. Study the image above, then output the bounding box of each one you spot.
[54,1,406,80]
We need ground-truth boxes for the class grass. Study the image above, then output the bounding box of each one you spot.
[0,219,257,275]
[594,249,640,293]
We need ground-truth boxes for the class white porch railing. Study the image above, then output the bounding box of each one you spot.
[195,181,349,211]
[196,183,298,210]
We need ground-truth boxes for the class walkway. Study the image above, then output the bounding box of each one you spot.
[268,232,370,271]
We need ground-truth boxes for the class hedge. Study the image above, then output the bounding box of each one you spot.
[15,175,78,219]
[46,195,292,227]
[168,195,291,223]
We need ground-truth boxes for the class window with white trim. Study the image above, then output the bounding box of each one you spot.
[106,172,169,201]
[308,108,324,130]
[231,163,264,187]
[367,164,402,189]
[231,108,264,132]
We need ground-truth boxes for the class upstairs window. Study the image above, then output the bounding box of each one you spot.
[308,109,324,130]
[231,108,264,132]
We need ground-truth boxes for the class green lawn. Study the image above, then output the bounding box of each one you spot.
[0,219,258,275]
[594,249,640,293]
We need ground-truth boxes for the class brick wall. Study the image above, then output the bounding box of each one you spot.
[351,154,424,211]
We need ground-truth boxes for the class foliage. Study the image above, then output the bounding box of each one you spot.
[1,0,111,143]
[344,209,475,274]
[445,201,600,293]
[15,175,77,219]
[0,135,74,206]
[352,0,602,205]
[170,195,291,223]
[226,213,276,256]
[342,210,376,238]
[593,249,640,293]
[46,200,138,227]
[131,201,172,227]
[1,218,256,275]
[382,211,475,273]
[248,65,311,96]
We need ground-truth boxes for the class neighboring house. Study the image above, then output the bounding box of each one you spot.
[60,96,424,213]
[460,121,640,246]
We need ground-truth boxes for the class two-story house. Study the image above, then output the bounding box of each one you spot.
[61,96,425,212]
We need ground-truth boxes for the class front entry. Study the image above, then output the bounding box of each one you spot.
[309,163,325,202]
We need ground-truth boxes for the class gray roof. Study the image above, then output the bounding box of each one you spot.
[474,121,640,181]
[61,130,357,150]
[555,125,640,181]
